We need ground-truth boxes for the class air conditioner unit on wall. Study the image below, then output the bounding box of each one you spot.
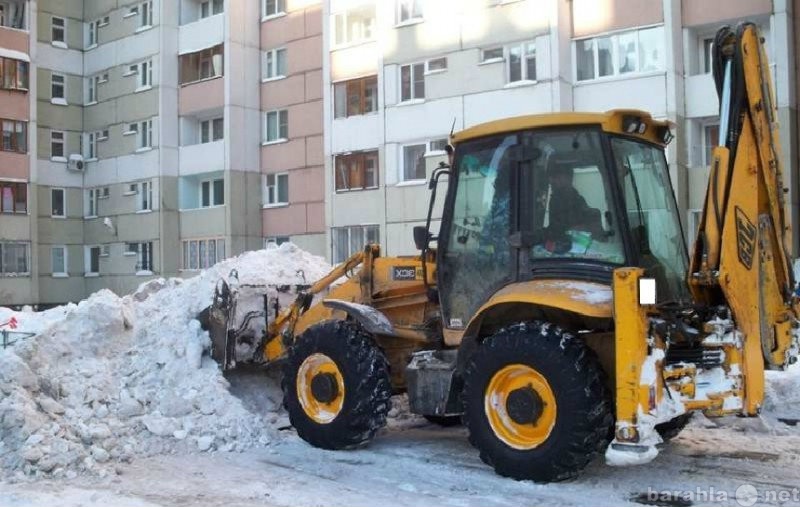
[67,154,85,172]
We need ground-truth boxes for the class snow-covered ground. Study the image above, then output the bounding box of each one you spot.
[2,408,800,507]
[1,244,800,507]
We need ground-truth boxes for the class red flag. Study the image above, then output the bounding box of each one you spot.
[9,316,17,329]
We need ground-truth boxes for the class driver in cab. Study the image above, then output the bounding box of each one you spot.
[539,162,603,253]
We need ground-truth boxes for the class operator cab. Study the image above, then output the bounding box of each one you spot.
[432,110,688,329]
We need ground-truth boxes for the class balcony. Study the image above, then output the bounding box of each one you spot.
[684,73,717,119]
[0,151,28,179]
[179,77,223,116]
[180,44,223,85]
[178,2,224,55]
[179,171,224,210]
[180,140,224,176]
[180,0,223,24]
[179,45,224,115]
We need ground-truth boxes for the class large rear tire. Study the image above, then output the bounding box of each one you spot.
[282,320,392,450]
[462,321,613,482]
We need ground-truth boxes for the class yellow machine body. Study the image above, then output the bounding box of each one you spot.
[249,23,798,475]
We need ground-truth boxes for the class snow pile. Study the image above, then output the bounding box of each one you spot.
[0,243,331,478]
[764,362,800,422]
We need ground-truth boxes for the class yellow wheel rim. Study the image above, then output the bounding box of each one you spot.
[296,353,345,424]
[484,364,557,450]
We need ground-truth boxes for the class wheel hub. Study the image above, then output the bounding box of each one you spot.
[484,363,557,450]
[296,353,345,424]
[310,372,339,403]
[506,386,544,425]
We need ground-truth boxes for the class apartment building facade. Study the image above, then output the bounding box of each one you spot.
[0,0,33,304]
[260,0,326,255]
[322,0,798,260]
[0,0,322,307]
[1,0,798,307]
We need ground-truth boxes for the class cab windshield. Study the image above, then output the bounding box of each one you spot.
[610,137,688,301]
[439,128,627,326]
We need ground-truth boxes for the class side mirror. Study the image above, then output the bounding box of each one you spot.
[413,226,430,251]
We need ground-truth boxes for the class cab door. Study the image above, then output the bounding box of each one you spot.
[437,134,522,330]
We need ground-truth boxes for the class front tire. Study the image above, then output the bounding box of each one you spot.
[282,320,392,450]
[462,322,613,482]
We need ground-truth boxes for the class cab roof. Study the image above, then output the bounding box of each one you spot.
[451,109,674,147]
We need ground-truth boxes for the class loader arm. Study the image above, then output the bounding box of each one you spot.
[261,248,372,362]
[689,23,798,383]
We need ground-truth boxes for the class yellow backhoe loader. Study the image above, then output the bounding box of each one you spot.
[207,23,799,482]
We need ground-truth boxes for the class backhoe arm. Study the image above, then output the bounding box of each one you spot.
[689,24,798,383]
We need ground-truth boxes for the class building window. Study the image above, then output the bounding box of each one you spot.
[332,225,379,264]
[0,181,26,214]
[400,139,446,182]
[2,119,27,153]
[126,242,154,272]
[426,57,447,73]
[263,110,288,143]
[87,75,100,103]
[180,45,223,84]
[51,17,66,45]
[262,48,287,80]
[51,73,66,101]
[139,180,153,210]
[139,119,153,148]
[332,4,375,47]
[264,172,289,206]
[334,76,378,119]
[51,188,65,217]
[429,137,448,152]
[400,62,425,101]
[200,117,224,143]
[0,2,26,29]
[85,245,101,275]
[86,131,97,159]
[0,242,29,275]
[87,19,100,46]
[402,143,427,181]
[508,42,536,82]
[397,0,422,24]
[51,131,64,158]
[200,178,224,207]
[182,238,225,270]
[0,58,29,90]
[85,188,101,217]
[576,26,664,82]
[200,0,223,18]
[265,236,289,248]
[51,246,68,276]
[263,0,286,18]
[334,151,378,191]
[136,59,153,89]
[701,37,714,74]
[702,122,719,166]
[139,1,153,28]
[481,47,504,63]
